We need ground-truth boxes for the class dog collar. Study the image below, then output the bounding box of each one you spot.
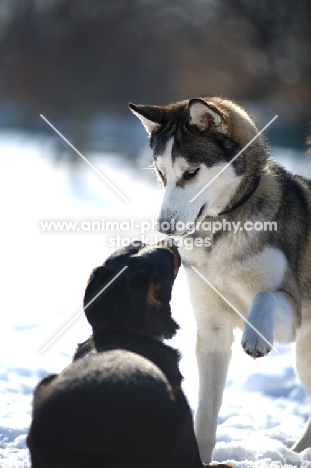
[218,175,261,216]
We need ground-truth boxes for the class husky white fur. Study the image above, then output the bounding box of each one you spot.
[129,97,311,463]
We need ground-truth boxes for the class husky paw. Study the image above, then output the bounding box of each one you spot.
[241,322,273,358]
[241,291,275,359]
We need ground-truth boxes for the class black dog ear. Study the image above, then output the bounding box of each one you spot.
[83,265,115,333]
[126,271,161,334]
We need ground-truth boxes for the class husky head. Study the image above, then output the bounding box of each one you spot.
[129,98,266,236]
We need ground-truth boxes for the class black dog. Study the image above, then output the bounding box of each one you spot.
[27,241,207,468]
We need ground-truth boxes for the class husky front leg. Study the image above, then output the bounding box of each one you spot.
[241,290,297,358]
[292,322,311,452]
[185,270,235,463]
[195,329,233,464]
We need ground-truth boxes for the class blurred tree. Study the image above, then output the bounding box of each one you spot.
[0,0,310,150]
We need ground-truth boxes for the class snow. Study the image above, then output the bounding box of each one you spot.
[0,131,310,467]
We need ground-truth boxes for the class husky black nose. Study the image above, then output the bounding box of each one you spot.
[157,218,176,235]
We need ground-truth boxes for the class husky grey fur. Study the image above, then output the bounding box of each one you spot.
[129,97,311,463]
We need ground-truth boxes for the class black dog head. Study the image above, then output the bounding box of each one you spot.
[83,240,181,340]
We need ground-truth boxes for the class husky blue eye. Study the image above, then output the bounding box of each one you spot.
[183,168,200,181]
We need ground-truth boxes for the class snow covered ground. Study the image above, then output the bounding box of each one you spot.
[0,131,311,467]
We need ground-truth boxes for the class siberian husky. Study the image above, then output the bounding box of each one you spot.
[129,97,311,463]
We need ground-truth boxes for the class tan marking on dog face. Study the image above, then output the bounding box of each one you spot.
[147,281,161,309]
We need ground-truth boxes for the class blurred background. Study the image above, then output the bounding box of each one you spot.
[1,2,311,465]
[0,0,311,155]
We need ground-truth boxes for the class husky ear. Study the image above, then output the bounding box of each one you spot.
[188,98,229,134]
[129,103,163,135]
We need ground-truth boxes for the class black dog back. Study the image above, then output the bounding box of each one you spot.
[28,332,203,467]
